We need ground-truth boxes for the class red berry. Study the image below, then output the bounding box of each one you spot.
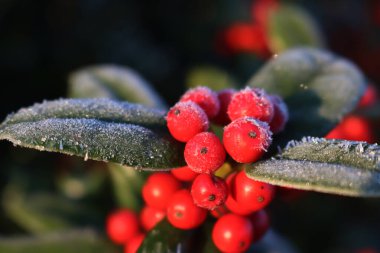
[225,173,253,216]
[269,95,289,134]
[140,206,166,231]
[191,174,228,210]
[124,233,145,253]
[232,171,275,212]
[223,117,272,163]
[358,84,378,108]
[213,89,235,125]
[184,132,226,174]
[250,210,270,242]
[325,115,375,143]
[166,101,209,142]
[212,213,254,253]
[171,166,198,182]
[167,189,207,230]
[227,87,274,123]
[106,209,140,244]
[142,172,181,210]
[180,86,220,119]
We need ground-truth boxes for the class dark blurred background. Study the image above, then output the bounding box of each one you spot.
[0,0,380,252]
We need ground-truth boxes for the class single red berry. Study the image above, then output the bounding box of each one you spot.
[140,205,166,231]
[142,172,181,210]
[166,101,209,142]
[223,117,272,163]
[227,87,274,123]
[171,166,198,182]
[124,233,145,253]
[213,89,235,125]
[106,209,140,244]
[232,171,275,212]
[225,173,253,216]
[269,95,289,134]
[184,132,226,174]
[212,213,254,253]
[210,205,229,219]
[250,210,270,242]
[167,189,207,230]
[191,174,228,210]
[358,84,378,108]
[325,115,375,143]
[180,86,220,119]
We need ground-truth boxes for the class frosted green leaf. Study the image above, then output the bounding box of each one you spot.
[248,48,365,145]
[0,99,184,169]
[0,230,116,253]
[246,137,380,196]
[267,5,324,53]
[68,64,166,109]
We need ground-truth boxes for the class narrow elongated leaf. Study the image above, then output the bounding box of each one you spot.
[69,65,167,109]
[0,99,184,169]
[108,164,146,211]
[248,48,365,145]
[186,66,237,90]
[246,137,380,196]
[0,230,116,253]
[267,5,324,53]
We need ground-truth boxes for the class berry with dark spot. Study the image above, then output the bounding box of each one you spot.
[167,189,207,229]
[184,132,226,174]
[191,173,228,210]
[223,117,272,163]
[166,101,209,142]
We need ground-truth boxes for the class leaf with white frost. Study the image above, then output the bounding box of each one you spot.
[246,137,380,196]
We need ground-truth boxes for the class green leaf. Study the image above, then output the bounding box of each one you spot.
[0,230,116,253]
[186,66,237,90]
[246,137,380,196]
[108,164,146,211]
[0,98,185,169]
[68,64,167,109]
[248,48,365,145]
[137,219,190,253]
[2,185,101,234]
[267,4,324,53]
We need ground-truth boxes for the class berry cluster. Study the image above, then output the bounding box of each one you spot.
[165,86,288,252]
[105,86,288,253]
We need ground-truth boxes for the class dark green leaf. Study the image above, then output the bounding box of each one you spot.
[0,99,185,169]
[246,137,380,196]
[248,48,365,145]
[0,230,116,253]
[186,66,237,90]
[267,5,324,52]
[108,164,146,211]
[69,64,167,109]
[2,185,101,234]
[137,219,189,253]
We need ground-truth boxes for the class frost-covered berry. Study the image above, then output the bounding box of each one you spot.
[184,132,226,174]
[227,87,274,123]
[223,117,272,163]
[191,174,228,210]
[180,86,220,119]
[269,95,289,134]
[166,101,209,142]
[213,89,235,125]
